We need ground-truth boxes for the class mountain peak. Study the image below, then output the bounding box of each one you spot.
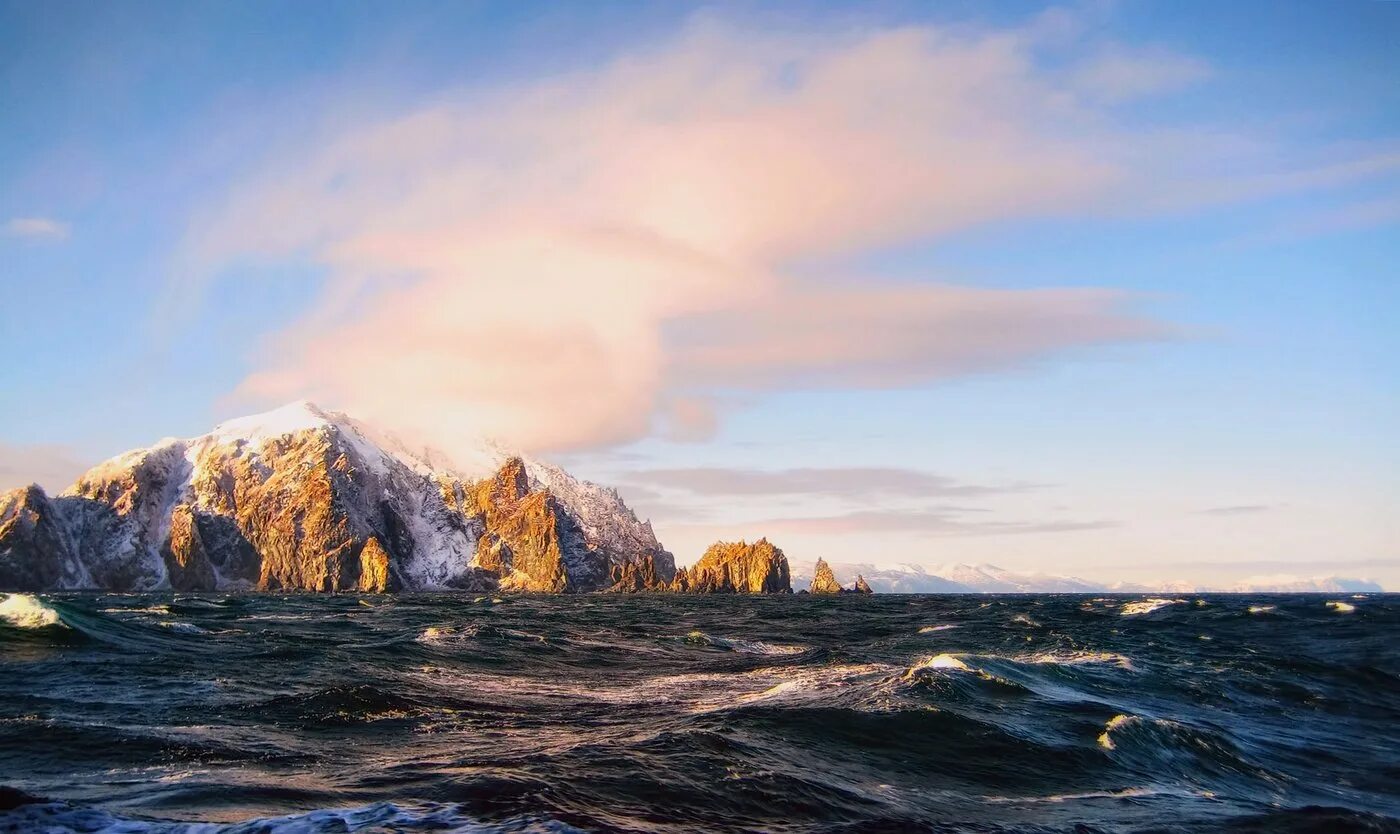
[206,400,342,446]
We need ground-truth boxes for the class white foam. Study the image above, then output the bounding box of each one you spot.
[902,653,970,680]
[684,630,805,656]
[158,621,208,635]
[1120,598,1186,616]
[917,624,957,633]
[1326,600,1356,613]
[0,593,64,629]
[1247,605,1276,615]
[1097,713,1136,750]
[1022,651,1134,671]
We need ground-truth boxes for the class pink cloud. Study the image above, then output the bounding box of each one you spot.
[183,17,1198,457]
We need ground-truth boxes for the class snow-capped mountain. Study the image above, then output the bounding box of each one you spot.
[0,402,673,593]
[792,560,1386,593]
[790,561,1098,593]
[1109,575,1384,593]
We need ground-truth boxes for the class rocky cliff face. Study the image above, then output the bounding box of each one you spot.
[809,558,844,594]
[686,539,791,594]
[0,402,672,594]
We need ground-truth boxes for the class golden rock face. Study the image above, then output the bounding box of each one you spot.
[161,504,217,592]
[356,537,394,593]
[469,457,574,592]
[809,557,844,594]
[687,538,792,594]
[0,420,777,596]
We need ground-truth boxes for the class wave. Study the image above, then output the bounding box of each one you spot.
[917,624,957,633]
[1247,605,1276,615]
[0,799,541,834]
[904,653,970,677]
[683,630,805,656]
[1326,600,1356,613]
[0,593,65,629]
[1021,650,1134,671]
[157,621,209,635]
[1120,598,1186,616]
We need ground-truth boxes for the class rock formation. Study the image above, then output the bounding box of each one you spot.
[0,402,673,593]
[853,574,874,594]
[606,552,667,592]
[809,558,844,594]
[686,539,791,594]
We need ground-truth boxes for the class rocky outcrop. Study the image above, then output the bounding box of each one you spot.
[686,539,791,594]
[161,504,216,592]
[0,485,78,591]
[809,558,844,594]
[606,552,667,592]
[853,574,874,594]
[470,458,581,592]
[0,402,674,594]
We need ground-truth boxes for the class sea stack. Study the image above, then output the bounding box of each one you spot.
[809,557,844,594]
[853,574,874,594]
[686,538,792,593]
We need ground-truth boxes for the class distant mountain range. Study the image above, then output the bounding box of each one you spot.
[791,561,1385,594]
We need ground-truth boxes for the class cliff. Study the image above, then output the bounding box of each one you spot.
[0,402,672,594]
[686,539,792,594]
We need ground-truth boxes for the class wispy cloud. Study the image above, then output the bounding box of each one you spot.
[4,216,69,242]
[672,508,1115,537]
[623,466,1037,500]
[1198,504,1273,516]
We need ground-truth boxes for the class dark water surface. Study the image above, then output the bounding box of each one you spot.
[1,593,1398,833]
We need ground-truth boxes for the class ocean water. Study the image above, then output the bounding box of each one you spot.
[1,593,1398,833]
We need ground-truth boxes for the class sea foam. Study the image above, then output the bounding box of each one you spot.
[1120,598,1186,616]
[0,593,64,629]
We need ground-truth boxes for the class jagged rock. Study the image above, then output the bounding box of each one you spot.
[687,538,791,594]
[809,557,844,594]
[0,402,673,594]
[470,458,578,592]
[669,565,691,593]
[853,574,874,594]
[161,504,216,592]
[607,552,667,592]
[357,537,396,592]
[0,485,76,591]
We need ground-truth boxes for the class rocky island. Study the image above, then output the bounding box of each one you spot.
[0,402,804,595]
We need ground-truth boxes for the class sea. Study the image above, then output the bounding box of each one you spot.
[1,592,1397,833]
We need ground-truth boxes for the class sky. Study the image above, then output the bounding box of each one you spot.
[1,0,1397,587]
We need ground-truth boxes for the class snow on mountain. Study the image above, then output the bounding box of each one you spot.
[1222,575,1381,593]
[791,561,1388,594]
[790,561,1103,593]
[0,401,671,592]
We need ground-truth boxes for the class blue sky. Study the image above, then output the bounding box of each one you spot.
[2,1,1396,585]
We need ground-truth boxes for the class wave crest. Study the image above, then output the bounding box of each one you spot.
[0,593,64,629]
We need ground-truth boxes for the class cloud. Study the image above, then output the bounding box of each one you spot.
[1198,504,1273,516]
[181,15,1205,458]
[1069,45,1212,103]
[623,466,1036,500]
[672,508,1115,537]
[4,216,69,241]
[0,442,88,492]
